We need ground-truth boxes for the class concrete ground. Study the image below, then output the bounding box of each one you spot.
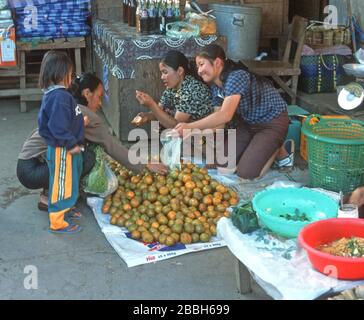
[0,98,271,300]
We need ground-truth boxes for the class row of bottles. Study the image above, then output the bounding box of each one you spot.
[122,0,181,35]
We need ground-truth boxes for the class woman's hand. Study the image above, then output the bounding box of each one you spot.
[146,163,169,175]
[131,112,151,127]
[174,122,192,136]
[136,90,156,108]
[83,116,90,127]
[69,145,82,154]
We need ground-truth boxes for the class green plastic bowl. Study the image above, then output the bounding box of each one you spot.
[252,187,338,238]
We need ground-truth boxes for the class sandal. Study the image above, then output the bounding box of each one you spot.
[38,201,48,212]
[65,207,82,220]
[49,223,82,234]
[274,139,295,168]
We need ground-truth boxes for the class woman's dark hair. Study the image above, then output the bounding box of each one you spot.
[68,72,102,106]
[39,50,74,89]
[161,50,191,74]
[161,50,202,81]
[197,44,270,104]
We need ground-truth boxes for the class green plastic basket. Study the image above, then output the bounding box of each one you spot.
[301,114,364,193]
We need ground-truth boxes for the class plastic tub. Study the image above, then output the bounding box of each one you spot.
[299,218,364,280]
[252,187,338,238]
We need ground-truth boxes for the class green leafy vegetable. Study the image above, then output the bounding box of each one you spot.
[279,208,310,222]
[85,146,108,194]
[231,202,259,234]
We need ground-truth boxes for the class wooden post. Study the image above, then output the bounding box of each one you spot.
[235,258,252,294]
[75,48,82,75]
[19,51,27,113]
[347,0,357,53]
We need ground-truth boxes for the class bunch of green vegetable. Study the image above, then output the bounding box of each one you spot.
[347,238,364,258]
[231,202,259,234]
[279,208,310,222]
[85,146,108,194]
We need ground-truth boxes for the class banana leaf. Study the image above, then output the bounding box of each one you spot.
[231,202,259,234]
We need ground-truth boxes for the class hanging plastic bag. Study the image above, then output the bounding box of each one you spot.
[186,12,216,36]
[160,131,182,170]
[166,21,200,38]
[84,146,118,198]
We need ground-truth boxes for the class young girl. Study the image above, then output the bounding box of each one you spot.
[38,50,84,234]
[175,44,292,180]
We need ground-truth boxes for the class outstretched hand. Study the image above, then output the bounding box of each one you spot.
[136,90,155,108]
[174,122,191,136]
[131,112,151,127]
[146,163,169,175]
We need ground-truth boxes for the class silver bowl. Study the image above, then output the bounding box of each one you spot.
[343,64,364,78]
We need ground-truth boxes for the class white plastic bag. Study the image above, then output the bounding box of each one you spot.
[84,146,118,198]
[160,131,182,170]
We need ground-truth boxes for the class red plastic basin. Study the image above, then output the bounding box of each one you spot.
[298,218,364,280]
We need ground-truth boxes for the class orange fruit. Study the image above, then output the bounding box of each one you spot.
[203,196,213,206]
[213,192,223,200]
[144,175,154,185]
[198,203,207,213]
[130,198,140,208]
[151,221,160,229]
[212,197,222,206]
[167,211,177,220]
[131,176,141,184]
[102,205,110,214]
[187,212,196,219]
[131,230,141,240]
[216,184,227,193]
[180,233,192,245]
[123,203,132,211]
[185,181,196,189]
[193,211,202,218]
[229,198,238,206]
[182,174,192,183]
[159,186,169,196]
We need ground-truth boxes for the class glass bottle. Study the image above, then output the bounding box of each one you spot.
[147,1,155,34]
[128,0,137,27]
[174,0,180,22]
[140,0,149,34]
[123,0,130,24]
[165,0,174,27]
[136,1,141,33]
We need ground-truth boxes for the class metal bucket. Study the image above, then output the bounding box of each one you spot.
[209,4,262,60]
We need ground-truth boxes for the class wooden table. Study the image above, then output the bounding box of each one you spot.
[0,37,85,112]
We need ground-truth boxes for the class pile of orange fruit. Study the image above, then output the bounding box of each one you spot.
[102,160,238,246]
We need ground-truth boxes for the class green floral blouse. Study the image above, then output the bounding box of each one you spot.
[159,75,213,120]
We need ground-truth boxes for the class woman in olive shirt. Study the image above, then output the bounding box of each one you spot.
[133,50,214,128]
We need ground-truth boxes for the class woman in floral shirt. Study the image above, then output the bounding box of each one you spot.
[133,50,213,129]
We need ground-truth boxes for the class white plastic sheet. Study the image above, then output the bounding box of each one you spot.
[217,217,364,300]
[87,197,226,267]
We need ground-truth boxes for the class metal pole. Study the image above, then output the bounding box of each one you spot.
[347,0,357,52]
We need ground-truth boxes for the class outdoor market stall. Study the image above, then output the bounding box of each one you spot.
[92,19,225,142]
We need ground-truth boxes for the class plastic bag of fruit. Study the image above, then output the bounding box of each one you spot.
[84,145,118,198]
